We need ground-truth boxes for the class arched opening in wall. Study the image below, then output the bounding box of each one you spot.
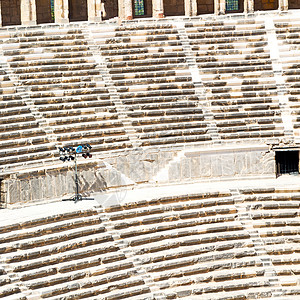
[164,0,185,16]
[197,0,214,14]
[288,0,300,8]
[36,0,54,24]
[254,0,278,10]
[133,0,152,18]
[225,0,244,12]
[1,0,21,26]
[103,0,118,20]
[69,0,88,22]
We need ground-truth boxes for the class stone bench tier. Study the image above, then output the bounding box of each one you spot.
[118,82,194,94]
[7,50,94,63]
[97,34,180,47]
[13,62,98,74]
[187,29,267,41]
[35,98,115,116]
[113,28,177,37]
[120,88,195,101]
[200,64,273,75]
[56,128,127,142]
[3,45,90,57]
[135,121,207,133]
[107,58,187,72]
[101,45,184,57]
[0,223,108,258]
[115,23,174,31]
[210,96,279,107]
[2,39,87,51]
[99,40,182,51]
[114,75,192,87]
[9,57,95,68]
[0,148,55,167]
[22,75,104,87]
[185,23,264,33]
[185,19,264,28]
[122,94,198,105]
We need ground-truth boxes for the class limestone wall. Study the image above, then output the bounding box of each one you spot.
[1,145,276,207]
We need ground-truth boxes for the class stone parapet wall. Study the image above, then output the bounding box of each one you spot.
[1,143,276,207]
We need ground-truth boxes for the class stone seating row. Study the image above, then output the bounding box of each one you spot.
[185,19,284,141]
[3,188,300,298]
[2,27,133,161]
[274,20,300,130]
[95,21,214,148]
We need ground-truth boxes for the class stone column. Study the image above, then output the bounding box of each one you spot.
[245,0,254,12]
[185,0,197,16]
[120,0,133,20]
[219,0,226,14]
[88,0,102,22]
[153,0,164,18]
[21,0,37,25]
[279,0,288,10]
[54,0,69,23]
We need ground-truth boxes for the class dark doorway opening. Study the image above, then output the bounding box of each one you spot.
[1,0,21,26]
[276,150,299,175]
[164,0,184,16]
[69,0,88,22]
[36,0,54,24]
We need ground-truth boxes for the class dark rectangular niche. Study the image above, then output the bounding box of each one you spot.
[276,150,299,176]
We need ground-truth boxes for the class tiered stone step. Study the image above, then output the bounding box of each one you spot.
[104,191,274,299]
[186,19,284,140]
[2,26,132,154]
[240,187,300,294]
[0,64,55,169]
[275,18,300,131]
[94,23,211,147]
[0,207,150,299]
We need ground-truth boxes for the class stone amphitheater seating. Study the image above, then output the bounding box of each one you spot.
[185,19,284,141]
[0,26,132,167]
[1,187,300,299]
[92,23,212,147]
[2,14,300,170]
[274,17,300,131]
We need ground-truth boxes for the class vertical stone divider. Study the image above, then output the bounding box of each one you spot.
[231,188,283,297]
[83,25,141,148]
[174,20,222,144]
[98,211,167,300]
[264,15,294,139]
